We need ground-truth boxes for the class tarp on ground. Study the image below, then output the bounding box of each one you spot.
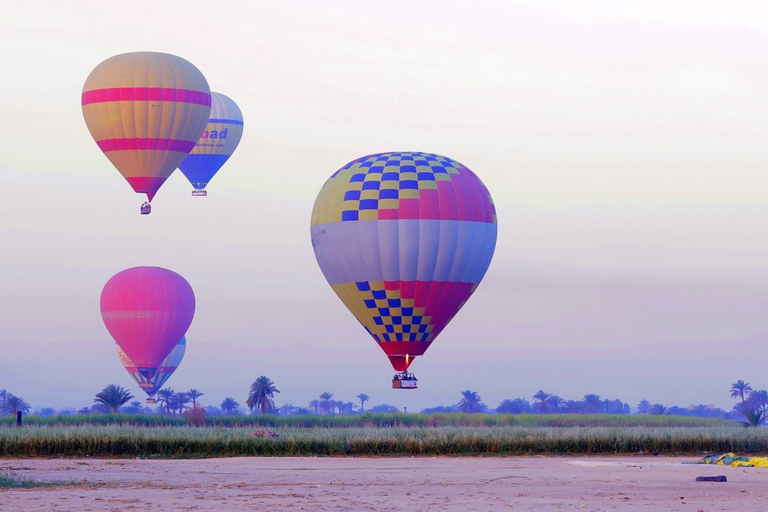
[687,453,768,467]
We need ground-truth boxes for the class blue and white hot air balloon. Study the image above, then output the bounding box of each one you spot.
[178,92,244,196]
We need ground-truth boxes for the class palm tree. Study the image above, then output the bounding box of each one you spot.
[637,399,651,414]
[547,395,566,413]
[730,380,753,402]
[650,403,668,415]
[93,385,134,414]
[319,392,334,414]
[220,397,240,415]
[344,401,356,415]
[582,394,603,414]
[741,408,765,427]
[157,388,176,416]
[246,376,280,414]
[512,397,531,413]
[187,389,204,409]
[746,389,768,415]
[496,399,523,414]
[533,390,550,414]
[0,390,7,415]
[357,394,369,413]
[458,390,484,414]
[175,392,191,415]
[309,399,320,414]
[2,394,30,416]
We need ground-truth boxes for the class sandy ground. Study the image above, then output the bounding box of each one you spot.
[1,456,766,511]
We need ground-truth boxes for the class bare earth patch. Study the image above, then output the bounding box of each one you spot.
[0,456,765,511]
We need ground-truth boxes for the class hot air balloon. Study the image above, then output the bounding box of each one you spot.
[101,267,195,383]
[178,92,244,196]
[117,337,186,403]
[82,52,211,214]
[310,152,497,389]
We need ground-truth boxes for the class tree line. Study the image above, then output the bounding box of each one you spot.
[0,378,759,422]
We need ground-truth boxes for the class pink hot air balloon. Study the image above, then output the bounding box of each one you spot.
[100,267,195,379]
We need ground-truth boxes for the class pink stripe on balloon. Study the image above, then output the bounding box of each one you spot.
[398,198,420,219]
[436,181,458,221]
[97,138,196,153]
[419,189,440,219]
[82,87,211,107]
[378,209,399,220]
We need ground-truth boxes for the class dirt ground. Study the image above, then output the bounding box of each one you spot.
[1,456,766,511]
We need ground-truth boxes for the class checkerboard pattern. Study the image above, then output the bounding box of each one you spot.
[314,152,496,224]
[354,281,433,343]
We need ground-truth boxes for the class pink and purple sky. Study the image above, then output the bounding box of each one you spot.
[2,1,768,412]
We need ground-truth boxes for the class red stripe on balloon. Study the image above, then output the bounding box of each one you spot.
[124,177,167,201]
[97,138,196,153]
[82,88,211,107]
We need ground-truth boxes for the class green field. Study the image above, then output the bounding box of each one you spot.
[1,424,764,458]
[0,412,732,428]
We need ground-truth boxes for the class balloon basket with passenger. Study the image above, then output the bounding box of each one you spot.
[392,372,418,389]
[191,189,207,197]
[140,202,151,215]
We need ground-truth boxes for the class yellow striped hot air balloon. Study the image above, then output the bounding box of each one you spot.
[82,52,211,214]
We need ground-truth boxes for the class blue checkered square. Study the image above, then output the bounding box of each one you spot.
[344,190,361,201]
[362,181,380,190]
[379,189,398,200]
[400,180,418,190]
[360,199,378,210]
[349,173,366,182]
[342,211,358,221]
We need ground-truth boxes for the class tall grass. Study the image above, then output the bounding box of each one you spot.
[0,472,76,488]
[0,425,764,457]
[0,413,731,428]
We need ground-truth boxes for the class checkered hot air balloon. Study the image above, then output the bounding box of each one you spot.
[311,152,497,386]
[82,52,211,214]
[101,267,195,383]
[116,337,186,404]
[178,92,244,196]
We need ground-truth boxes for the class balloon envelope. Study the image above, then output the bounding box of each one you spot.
[310,152,497,372]
[117,337,186,399]
[100,267,195,377]
[178,92,244,191]
[82,52,211,201]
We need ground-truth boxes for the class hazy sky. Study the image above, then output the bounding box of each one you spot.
[3,1,768,412]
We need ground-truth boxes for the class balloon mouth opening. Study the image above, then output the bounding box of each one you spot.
[137,368,156,380]
[388,355,415,372]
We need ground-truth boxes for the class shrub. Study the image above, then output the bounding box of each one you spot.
[186,407,207,427]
